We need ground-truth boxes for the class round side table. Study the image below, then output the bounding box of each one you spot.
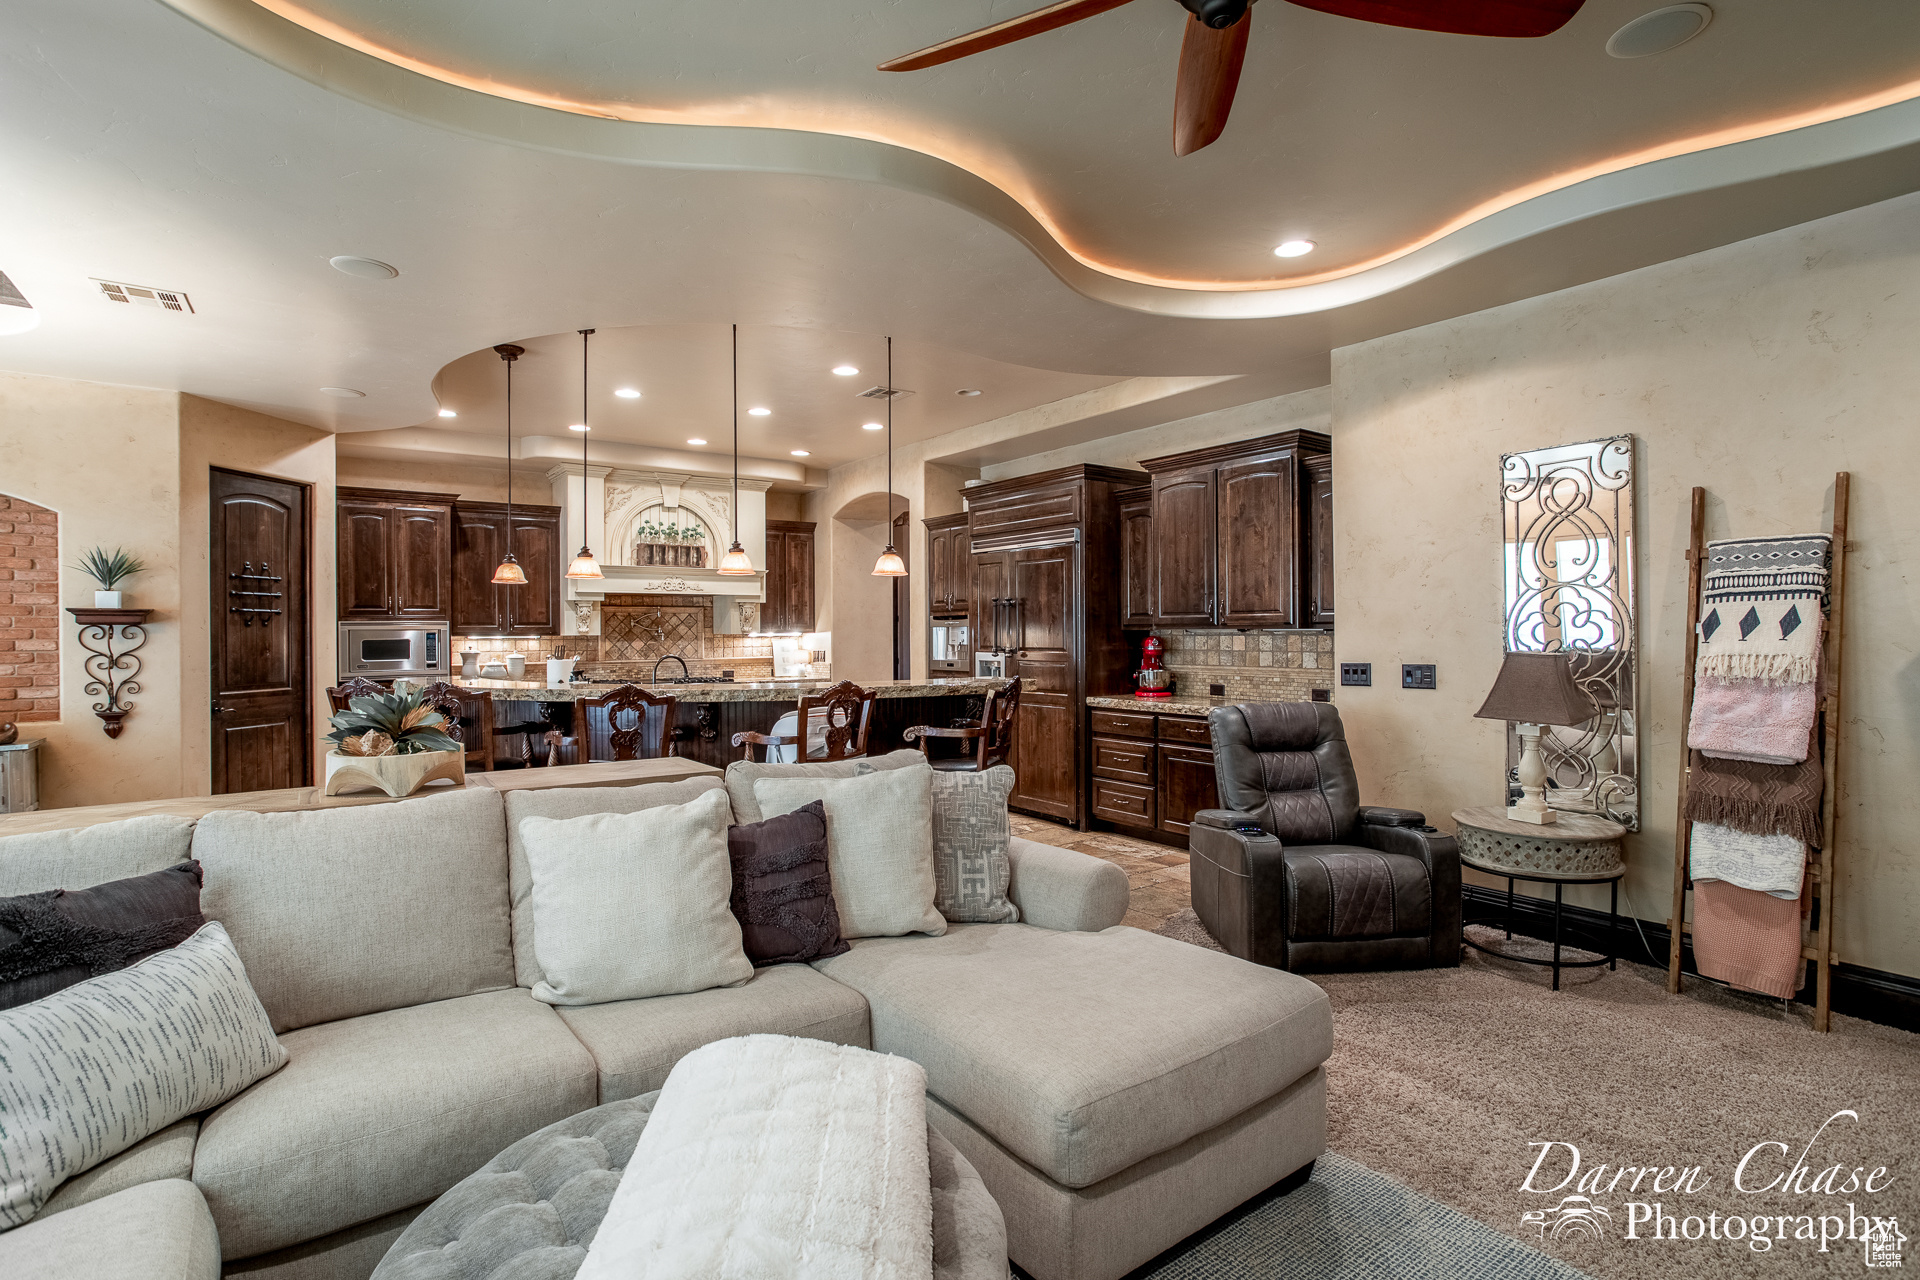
[1451,806,1628,991]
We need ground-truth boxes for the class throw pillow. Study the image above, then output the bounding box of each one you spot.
[0,861,206,1011]
[0,920,287,1229]
[929,767,1021,924]
[727,801,850,967]
[723,748,924,825]
[519,788,751,1005]
[753,766,945,940]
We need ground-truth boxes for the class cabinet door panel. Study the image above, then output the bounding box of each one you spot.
[1121,497,1154,628]
[391,505,452,619]
[1151,470,1215,626]
[1307,455,1333,627]
[451,509,504,634]
[945,528,970,617]
[928,529,951,615]
[508,515,560,635]
[1158,743,1220,838]
[1009,689,1077,821]
[338,503,394,619]
[1216,454,1298,628]
[1010,545,1072,655]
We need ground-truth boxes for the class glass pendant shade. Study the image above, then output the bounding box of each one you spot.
[717,541,755,576]
[872,545,907,577]
[491,554,527,586]
[566,546,604,579]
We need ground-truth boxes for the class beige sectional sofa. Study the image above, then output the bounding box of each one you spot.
[0,766,1333,1280]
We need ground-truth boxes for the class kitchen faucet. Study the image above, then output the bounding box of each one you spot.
[651,654,690,683]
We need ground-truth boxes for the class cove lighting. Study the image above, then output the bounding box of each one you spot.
[568,423,590,432]
[1274,240,1316,258]
[832,365,859,376]
[862,422,884,431]
[748,407,772,416]
[687,438,707,446]
[614,387,641,399]
[437,408,457,418]
[791,450,811,457]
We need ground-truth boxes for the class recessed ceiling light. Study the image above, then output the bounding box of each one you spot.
[956,388,982,397]
[790,450,811,457]
[320,386,365,398]
[832,365,859,377]
[687,438,707,446]
[1606,4,1712,58]
[614,387,641,399]
[1274,240,1316,258]
[328,255,399,279]
[748,407,772,417]
[436,408,457,418]
[569,423,590,432]
[862,422,885,431]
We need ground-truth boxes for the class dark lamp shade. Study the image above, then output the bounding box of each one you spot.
[1473,652,1597,727]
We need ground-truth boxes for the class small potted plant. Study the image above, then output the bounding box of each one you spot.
[75,546,146,608]
[322,685,466,797]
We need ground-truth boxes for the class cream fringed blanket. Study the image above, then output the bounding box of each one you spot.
[577,1035,933,1280]
[1696,535,1829,685]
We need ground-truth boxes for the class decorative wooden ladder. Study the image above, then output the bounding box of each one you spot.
[1666,473,1850,1032]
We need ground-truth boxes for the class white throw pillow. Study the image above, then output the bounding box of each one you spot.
[754,766,945,940]
[0,920,287,1229]
[519,788,751,1006]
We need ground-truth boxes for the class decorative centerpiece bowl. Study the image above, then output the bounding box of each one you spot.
[323,686,465,797]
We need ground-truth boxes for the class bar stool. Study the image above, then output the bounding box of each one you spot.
[905,678,1020,772]
[564,684,678,762]
[414,681,500,773]
[732,680,876,763]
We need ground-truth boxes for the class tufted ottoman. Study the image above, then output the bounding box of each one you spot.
[371,1095,1009,1280]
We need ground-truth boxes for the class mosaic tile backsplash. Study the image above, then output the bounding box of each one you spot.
[455,594,779,681]
[1151,629,1335,703]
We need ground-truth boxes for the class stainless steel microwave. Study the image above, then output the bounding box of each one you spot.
[339,622,450,681]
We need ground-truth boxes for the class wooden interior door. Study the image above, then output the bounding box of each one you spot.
[1007,542,1078,822]
[211,468,311,794]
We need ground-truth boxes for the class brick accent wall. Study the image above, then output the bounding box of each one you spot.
[0,494,59,722]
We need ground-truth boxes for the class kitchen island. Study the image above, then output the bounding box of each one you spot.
[455,675,1011,769]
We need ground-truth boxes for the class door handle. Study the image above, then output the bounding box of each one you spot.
[212,700,232,717]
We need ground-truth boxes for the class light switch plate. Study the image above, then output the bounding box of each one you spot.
[1340,663,1371,687]
[1402,663,1437,690]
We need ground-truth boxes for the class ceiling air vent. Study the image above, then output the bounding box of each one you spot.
[93,279,194,313]
[857,385,914,401]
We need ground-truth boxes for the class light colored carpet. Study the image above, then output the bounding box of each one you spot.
[1155,909,1920,1280]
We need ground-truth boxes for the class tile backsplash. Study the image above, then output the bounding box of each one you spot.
[1152,629,1335,703]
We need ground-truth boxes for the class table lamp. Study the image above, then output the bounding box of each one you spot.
[1473,652,1598,825]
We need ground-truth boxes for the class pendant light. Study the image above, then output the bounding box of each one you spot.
[717,323,756,576]
[872,334,907,577]
[490,344,528,585]
[564,327,605,580]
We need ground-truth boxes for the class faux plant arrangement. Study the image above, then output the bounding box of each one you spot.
[322,687,466,797]
[74,546,146,608]
[635,520,708,568]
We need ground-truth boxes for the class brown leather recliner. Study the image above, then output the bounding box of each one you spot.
[1190,703,1461,972]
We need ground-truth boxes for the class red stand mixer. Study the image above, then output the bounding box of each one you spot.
[1134,635,1172,699]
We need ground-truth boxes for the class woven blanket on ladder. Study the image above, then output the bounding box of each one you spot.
[577,1034,933,1280]
[1695,534,1829,684]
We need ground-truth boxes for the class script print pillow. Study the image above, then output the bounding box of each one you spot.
[931,766,1020,924]
[0,920,287,1228]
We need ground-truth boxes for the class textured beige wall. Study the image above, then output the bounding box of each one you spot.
[0,372,185,807]
[1333,191,1920,979]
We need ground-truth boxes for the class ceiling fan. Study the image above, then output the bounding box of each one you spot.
[880,0,1586,156]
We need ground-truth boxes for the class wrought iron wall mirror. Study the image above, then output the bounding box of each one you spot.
[1500,436,1638,828]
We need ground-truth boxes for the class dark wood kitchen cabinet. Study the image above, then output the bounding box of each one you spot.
[963,465,1145,827]
[1305,452,1334,627]
[452,501,561,637]
[1086,706,1221,846]
[1139,431,1331,630]
[923,513,970,619]
[1116,485,1154,630]
[762,520,816,634]
[337,487,456,621]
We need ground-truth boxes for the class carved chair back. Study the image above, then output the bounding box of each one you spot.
[979,677,1021,769]
[732,680,876,763]
[414,681,496,772]
[325,678,387,713]
[575,684,678,761]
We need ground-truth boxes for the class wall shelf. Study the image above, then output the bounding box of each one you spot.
[65,607,152,738]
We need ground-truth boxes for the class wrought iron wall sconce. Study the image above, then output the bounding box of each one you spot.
[65,607,152,738]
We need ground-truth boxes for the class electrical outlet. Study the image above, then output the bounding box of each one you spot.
[1208,683,1226,698]
[1340,663,1371,687]
[1401,663,1437,690]
[1310,688,1332,703]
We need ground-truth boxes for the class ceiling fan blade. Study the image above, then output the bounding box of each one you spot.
[880,0,1141,72]
[1283,0,1584,39]
[1173,11,1251,156]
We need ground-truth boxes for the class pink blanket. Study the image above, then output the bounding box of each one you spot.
[1687,675,1816,765]
[1691,880,1805,999]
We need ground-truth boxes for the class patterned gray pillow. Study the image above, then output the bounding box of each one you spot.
[929,766,1020,924]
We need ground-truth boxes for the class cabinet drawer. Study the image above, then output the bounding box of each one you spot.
[1157,715,1213,745]
[1091,735,1155,785]
[1090,709,1156,739]
[1091,778,1155,828]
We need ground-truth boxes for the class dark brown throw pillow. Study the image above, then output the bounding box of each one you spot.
[0,861,206,1010]
[726,801,849,967]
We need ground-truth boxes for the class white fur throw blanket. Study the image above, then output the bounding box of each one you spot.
[576,1035,933,1280]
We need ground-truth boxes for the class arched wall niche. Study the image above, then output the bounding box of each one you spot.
[604,475,731,567]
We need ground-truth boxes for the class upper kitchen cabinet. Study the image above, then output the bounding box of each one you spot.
[762,520,816,634]
[337,487,457,621]
[923,513,970,619]
[452,502,562,636]
[1140,431,1332,630]
[1116,486,1154,630]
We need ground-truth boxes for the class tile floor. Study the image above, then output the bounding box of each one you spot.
[1008,816,1190,932]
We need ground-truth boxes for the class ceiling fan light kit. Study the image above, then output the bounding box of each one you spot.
[882,0,1587,155]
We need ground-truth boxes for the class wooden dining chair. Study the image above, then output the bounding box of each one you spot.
[325,677,388,713]
[415,681,498,773]
[732,680,877,763]
[905,678,1021,772]
[568,684,678,762]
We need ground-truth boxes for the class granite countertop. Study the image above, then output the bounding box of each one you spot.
[1086,694,1234,718]
[455,676,1011,704]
